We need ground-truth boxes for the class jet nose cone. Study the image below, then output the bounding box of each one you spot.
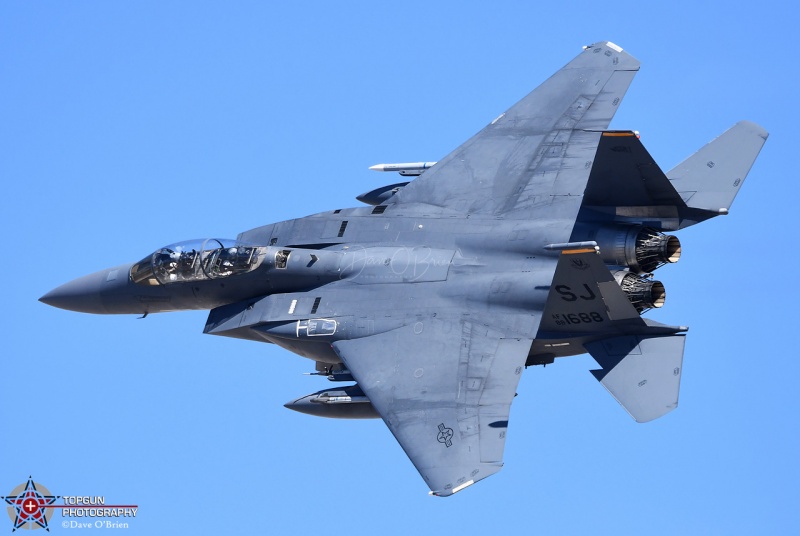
[40,265,133,314]
[40,272,108,314]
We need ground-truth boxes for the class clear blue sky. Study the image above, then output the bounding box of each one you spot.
[2,1,797,534]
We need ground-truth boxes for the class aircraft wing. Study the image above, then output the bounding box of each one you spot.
[391,41,640,228]
[332,316,532,496]
[326,43,640,495]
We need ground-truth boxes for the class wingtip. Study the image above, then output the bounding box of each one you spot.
[428,479,476,497]
[736,120,769,140]
[585,40,623,52]
[582,41,640,70]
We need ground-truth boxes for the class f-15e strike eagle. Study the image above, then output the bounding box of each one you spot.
[41,42,767,496]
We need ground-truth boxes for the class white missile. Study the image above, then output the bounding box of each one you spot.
[368,162,437,176]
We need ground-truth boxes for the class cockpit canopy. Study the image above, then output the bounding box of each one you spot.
[130,239,266,285]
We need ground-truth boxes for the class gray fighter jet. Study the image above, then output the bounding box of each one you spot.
[40,42,767,496]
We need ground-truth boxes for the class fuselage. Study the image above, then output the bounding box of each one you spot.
[40,203,583,363]
[41,199,686,368]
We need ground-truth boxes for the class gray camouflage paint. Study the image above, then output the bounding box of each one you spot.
[40,42,767,496]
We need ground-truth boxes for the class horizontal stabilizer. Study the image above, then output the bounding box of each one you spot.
[667,121,768,219]
[585,334,685,423]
